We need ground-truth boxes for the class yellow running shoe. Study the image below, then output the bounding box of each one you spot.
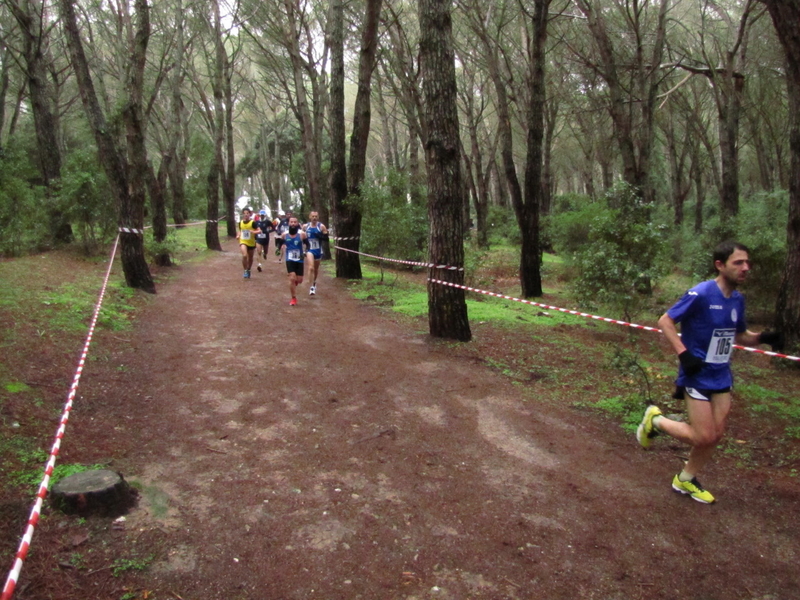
[672,474,715,504]
[636,405,662,449]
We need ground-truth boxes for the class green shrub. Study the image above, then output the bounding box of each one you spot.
[0,146,47,257]
[547,199,605,256]
[144,229,183,264]
[360,168,428,262]
[486,205,519,245]
[60,148,116,254]
[569,182,670,319]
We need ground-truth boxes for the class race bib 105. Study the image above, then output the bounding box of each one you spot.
[705,328,735,364]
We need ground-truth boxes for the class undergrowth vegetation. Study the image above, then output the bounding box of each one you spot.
[344,223,799,472]
[1,217,798,512]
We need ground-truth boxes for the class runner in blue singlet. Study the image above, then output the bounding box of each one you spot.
[636,241,783,504]
[255,210,273,271]
[274,212,290,261]
[303,211,328,296]
[280,216,307,306]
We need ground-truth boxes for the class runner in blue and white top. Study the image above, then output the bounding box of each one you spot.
[273,212,290,261]
[280,216,307,306]
[255,210,273,271]
[635,241,783,504]
[303,211,328,296]
[667,278,746,391]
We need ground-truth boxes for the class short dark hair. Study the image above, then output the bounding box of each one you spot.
[713,240,749,271]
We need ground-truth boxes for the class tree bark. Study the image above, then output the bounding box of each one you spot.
[0,39,8,146]
[59,0,154,292]
[574,0,670,203]
[10,0,61,185]
[168,0,188,227]
[284,0,323,213]
[223,45,237,238]
[519,0,550,298]
[205,161,223,251]
[419,0,470,341]
[761,0,800,350]
[147,155,173,266]
[328,0,357,278]
[10,0,72,243]
[209,0,232,240]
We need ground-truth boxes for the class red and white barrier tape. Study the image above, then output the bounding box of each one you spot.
[2,235,122,600]
[429,278,800,362]
[122,219,213,234]
[148,218,225,229]
[334,245,464,272]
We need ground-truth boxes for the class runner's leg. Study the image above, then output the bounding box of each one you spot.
[246,246,255,271]
[305,253,316,289]
[684,393,731,476]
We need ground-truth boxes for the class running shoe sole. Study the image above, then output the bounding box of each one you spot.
[636,404,662,449]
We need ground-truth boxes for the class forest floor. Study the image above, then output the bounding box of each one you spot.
[2,238,800,600]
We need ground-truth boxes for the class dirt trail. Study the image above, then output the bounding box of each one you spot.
[50,241,800,599]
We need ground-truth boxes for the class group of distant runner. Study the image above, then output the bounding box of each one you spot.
[235,207,328,307]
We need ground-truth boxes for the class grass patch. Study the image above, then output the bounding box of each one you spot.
[111,553,156,577]
[10,462,107,491]
[350,263,587,327]
[4,381,31,393]
[0,254,141,341]
[739,382,800,438]
[164,222,231,265]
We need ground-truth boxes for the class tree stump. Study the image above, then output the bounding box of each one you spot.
[50,470,137,516]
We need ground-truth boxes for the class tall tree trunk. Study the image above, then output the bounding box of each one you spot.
[147,155,173,266]
[375,76,395,171]
[169,120,189,225]
[209,0,234,239]
[284,0,323,213]
[342,0,382,266]
[748,113,775,190]
[11,0,72,243]
[329,0,356,278]
[11,0,61,184]
[575,0,669,203]
[59,0,154,292]
[205,161,223,251]
[419,0,470,341]
[408,123,424,208]
[483,43,524,235]
[542,99,557,215]
[693,164,705,233]
[168,0,187,227]
[762,0,800,351]
[518,0,550,298]
[0,39,8,146]
[223,46,236,237]
[717,74,744,226]
[121,0,154,289]
[462,76,492,249]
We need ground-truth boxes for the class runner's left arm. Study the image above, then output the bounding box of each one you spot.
[735,329,765,347]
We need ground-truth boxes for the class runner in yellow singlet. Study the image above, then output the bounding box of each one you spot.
[236,208,258,279]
